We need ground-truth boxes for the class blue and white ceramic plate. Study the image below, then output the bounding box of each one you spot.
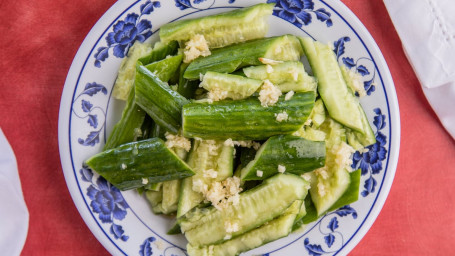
[58,0,400,255]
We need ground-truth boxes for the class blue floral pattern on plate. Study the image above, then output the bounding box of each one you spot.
[267,0,332,27]
[94,0,161,67]
[352,108,388,197]
[80,167,130,241]
[139,237,187,256]
[174,0,235,11]
[334,36,376,96]
[303,206,358,255]
[72,82,107,146]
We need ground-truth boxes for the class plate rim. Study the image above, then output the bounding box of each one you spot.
[58,0,401,255]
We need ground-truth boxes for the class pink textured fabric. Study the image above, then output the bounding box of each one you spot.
[0,0,454,255]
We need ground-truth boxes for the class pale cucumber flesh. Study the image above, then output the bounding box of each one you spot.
[160,3,274,48]
[180,174,309,246]
[243,61,317,92]
[177,140,234,218]
[187,200,301,256]
[300,37,364,132]
[200,71,262,100]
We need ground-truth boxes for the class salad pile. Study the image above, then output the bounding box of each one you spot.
[84,3,376,256]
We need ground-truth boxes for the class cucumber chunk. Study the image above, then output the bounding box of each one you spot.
[241,135,326,181]
[138,40,179,65]
[180,173,309,246]
[309,119,352,215]
[243,61,317,92]
[177,140,234,218]
[160,3,274,48]
[300,169,361,225]
[187,200,302,256]
[85,138,195,190]
[105,55,184,150]
[182,92,315,140]
[144,54,183,83]
[309,99,326,128]
[184,35,303,80]
[135,65,190,133]
[300,37,364,132]
[162,179,181,214]
[112,41,154,100]
[103,87,146,150]
[327,168,361,212]
[145,190,163,214]
[177,63,200,99]
[200,71,263,100]
[297,194,318,225]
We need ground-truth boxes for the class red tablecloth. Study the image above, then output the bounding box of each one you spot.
[1,0,454,255]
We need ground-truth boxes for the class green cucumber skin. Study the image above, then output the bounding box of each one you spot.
[145,54,183,83]
[167,221,182,235]
[85,138,194,191]
[346,104,377,148]
[300,193,318,225]
[241,135,326,180]
[159,3,274,47]
[104,88,146,150]
[177,63,200,99]
[327,169,361,212]
[184,35,303,80]
[180,174,309,247]
[105,54,183,150]
[135,65,189,133]
[299,169,361,225]
[138,41,179,65]
[187,200,301,256]
[300,37,364,132]
[182,92,316,140]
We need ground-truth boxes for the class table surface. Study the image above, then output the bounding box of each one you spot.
[1,0,454,255]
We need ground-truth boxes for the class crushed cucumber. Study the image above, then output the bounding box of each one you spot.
[160,3,274,48]
[85,4,380,255]
[184,35,303,80]
[243,61,317,92]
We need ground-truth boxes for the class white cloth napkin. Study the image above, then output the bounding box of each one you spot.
[0,128,29,255]
[384,0,455,139]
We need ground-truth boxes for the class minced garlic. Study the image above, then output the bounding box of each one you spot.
[258,58,283,65]
[205,176,243,210]
[259,80,282,107]
[285,90,295,101]
[275,111,289,122]
[183,34,211,63]
[203,169,218,179]
[165,132,191,152]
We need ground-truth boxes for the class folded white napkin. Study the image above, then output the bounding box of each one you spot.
[384,0,455,139]
[0,128,29,256]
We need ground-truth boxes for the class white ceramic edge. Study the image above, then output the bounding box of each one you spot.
[325,0,401,254]
[58,1,132,255]
[57,1,401,255]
